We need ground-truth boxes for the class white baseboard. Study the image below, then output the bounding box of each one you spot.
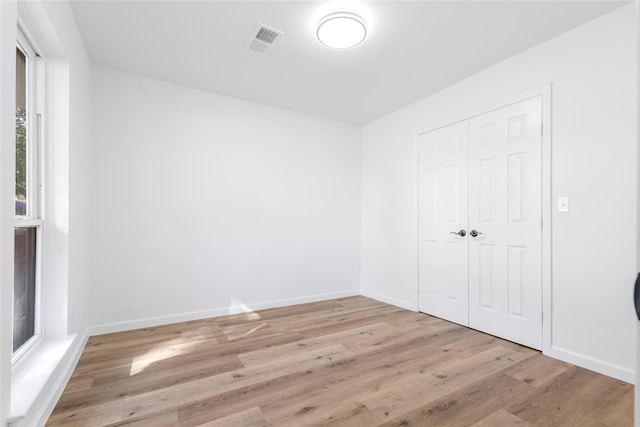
[9,331,88,427]
[360,289,417,312]
[88,306,233,336]
[88,289,361,336]
[550,345,635,384]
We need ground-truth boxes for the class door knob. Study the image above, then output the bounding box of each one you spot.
[470,230,483,238]
[450,230,466,237]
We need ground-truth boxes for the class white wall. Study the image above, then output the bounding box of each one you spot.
[361,4,637,382]
[89,67,361,332]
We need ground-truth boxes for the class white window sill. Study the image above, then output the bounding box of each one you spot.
[8,334,77,424]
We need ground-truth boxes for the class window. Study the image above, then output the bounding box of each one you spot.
[13,32,42,359]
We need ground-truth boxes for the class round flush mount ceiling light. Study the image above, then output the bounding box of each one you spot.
[316,11,367,50]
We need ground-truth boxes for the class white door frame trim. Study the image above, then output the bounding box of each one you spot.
[415,84,553,356]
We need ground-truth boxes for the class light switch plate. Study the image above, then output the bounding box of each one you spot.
[558,197,569,213]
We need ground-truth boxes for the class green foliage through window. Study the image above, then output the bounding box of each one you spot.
[16,108,27,205]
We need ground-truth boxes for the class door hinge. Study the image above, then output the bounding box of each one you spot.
[541,218,543,229]
[540,123,543,136]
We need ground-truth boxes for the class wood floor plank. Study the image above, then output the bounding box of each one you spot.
[316,400,385,427]
[359,345,532,420]
[505,352,572,387]
[471,409,532,426]
[599,386,634,427]
[259,327,478,424]
[62,375,94,394]
[194,406,266,427]
[265,301,390,329]
[291,306,409,338]
[75,336,223,383]
[119,344,354,425]
[552,376,633,426]
[47,296,634,427]
[52,353,244,414]
[104,409,179,427]
[178,343,354,404]
[121,387,177,421]
[507,366,633,426]
[176,345,355,426]
[220,321,280,342]
[238,321,398,366]
[82,324,221,357]
[47,399,124,427]
[376,372,534,426]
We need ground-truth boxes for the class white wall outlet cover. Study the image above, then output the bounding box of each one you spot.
[558,197,570,212]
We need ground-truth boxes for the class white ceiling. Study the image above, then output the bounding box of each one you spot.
[70,1,628,125]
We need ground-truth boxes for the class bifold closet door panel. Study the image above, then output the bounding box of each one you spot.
[467,96,543,350]
[417,121,469,326]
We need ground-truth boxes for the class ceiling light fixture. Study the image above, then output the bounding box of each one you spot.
[316,10,367,50]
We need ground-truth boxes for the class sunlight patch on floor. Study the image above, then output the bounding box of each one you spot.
[129,326,211,376]
[223,322,269,341]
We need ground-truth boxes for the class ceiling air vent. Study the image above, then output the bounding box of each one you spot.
[246,23,283,55]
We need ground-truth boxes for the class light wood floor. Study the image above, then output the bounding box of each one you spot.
[47,296,633,426]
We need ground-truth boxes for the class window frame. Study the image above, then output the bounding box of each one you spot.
[12,28,44,366]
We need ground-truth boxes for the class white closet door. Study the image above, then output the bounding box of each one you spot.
[418,121,469,326]
[468,97,543,350]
